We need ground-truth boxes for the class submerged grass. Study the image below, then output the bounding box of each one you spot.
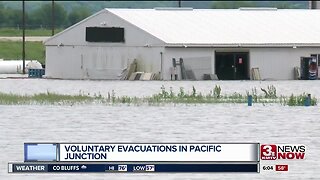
[0,85,317,106]
[0,92,97,105]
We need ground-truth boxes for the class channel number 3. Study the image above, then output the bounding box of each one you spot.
[262,145,275,157]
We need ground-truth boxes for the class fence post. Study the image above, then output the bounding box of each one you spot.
[248,95,253,106]
[304,94,311,106]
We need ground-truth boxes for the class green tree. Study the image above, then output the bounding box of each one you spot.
[29,2,67,29]
[0,2,5,26]
[270,2,296,9]
[68,7,90,26]
[211,1,257,9]
[3,8,23,28]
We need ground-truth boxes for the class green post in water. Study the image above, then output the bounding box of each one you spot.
[248,95,253,106]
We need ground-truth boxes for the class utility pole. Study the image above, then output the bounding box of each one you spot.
[178,0,181,7]
[310,1,318,9]
[22,0,25,74]
[52,0,55,36]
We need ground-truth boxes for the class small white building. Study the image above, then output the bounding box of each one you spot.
[44,8,320,80]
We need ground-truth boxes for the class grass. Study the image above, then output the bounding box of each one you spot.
[0,41,45,64]
[0,85,317,106]
[0,28,63,36]
[0,28,65,64]
[0,91,98,105]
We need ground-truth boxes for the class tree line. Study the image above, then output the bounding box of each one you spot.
[210,1,306,9]
[0,1,307,29]
[0,2,91,29]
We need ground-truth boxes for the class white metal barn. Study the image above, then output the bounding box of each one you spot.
[44,8,320,80]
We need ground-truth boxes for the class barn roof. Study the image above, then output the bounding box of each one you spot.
[106,8,320,47]
[45,8,320,47]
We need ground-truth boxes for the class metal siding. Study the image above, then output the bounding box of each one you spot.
[45,46,164,79]
[250,48,320,80]
[163,48,214,80]
[45,46,82,79]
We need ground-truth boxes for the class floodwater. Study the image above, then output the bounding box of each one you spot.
[1,79,320,97]
[0,79,320,179]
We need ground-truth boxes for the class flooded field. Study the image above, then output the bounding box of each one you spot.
[1,79,320,97]
[0,79,319,179]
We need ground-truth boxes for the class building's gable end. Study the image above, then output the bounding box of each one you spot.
[44,9,165,47]
[44,9,106,45]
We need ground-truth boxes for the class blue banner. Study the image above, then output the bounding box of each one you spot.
[9,163,259,173]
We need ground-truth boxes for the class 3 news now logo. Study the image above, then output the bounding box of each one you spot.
[260,144,306,160]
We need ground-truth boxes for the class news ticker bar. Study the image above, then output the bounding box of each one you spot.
[8,163,259,173]
[24,143,259,162]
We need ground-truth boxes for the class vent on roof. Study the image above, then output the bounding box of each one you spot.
[239,7,278,11]
[154,7,193,11]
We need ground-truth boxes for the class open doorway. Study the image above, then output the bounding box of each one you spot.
[215,52,249,80]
